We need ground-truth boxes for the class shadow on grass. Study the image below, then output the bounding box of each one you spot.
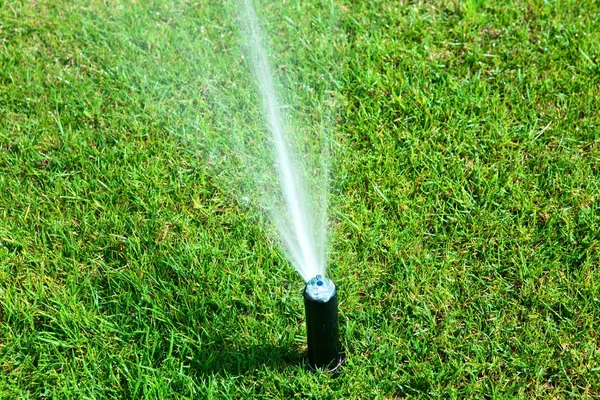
[190,340,306,376]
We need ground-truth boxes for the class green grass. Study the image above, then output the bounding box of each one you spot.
[1,0,599,398]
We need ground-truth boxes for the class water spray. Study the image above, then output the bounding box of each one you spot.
[303,275,343,372]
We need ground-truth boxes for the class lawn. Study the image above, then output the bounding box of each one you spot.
[1,0,599,398]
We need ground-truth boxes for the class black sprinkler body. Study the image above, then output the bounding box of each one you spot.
[303,275,343,372]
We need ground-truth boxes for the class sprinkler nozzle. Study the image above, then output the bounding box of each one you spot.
[303,275,343,372]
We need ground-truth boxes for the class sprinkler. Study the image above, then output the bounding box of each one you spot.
[303,275,343,372]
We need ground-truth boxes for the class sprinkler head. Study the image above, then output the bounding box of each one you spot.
[303,275,343,372]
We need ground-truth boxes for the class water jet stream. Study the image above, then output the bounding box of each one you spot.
[239,0,325,282]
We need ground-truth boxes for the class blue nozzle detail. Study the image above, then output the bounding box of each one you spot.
[305,275,335,302]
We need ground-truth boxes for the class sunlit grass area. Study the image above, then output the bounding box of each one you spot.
[1,0,599,397]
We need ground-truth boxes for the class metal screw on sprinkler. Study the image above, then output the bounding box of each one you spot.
[303,275,344,372]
